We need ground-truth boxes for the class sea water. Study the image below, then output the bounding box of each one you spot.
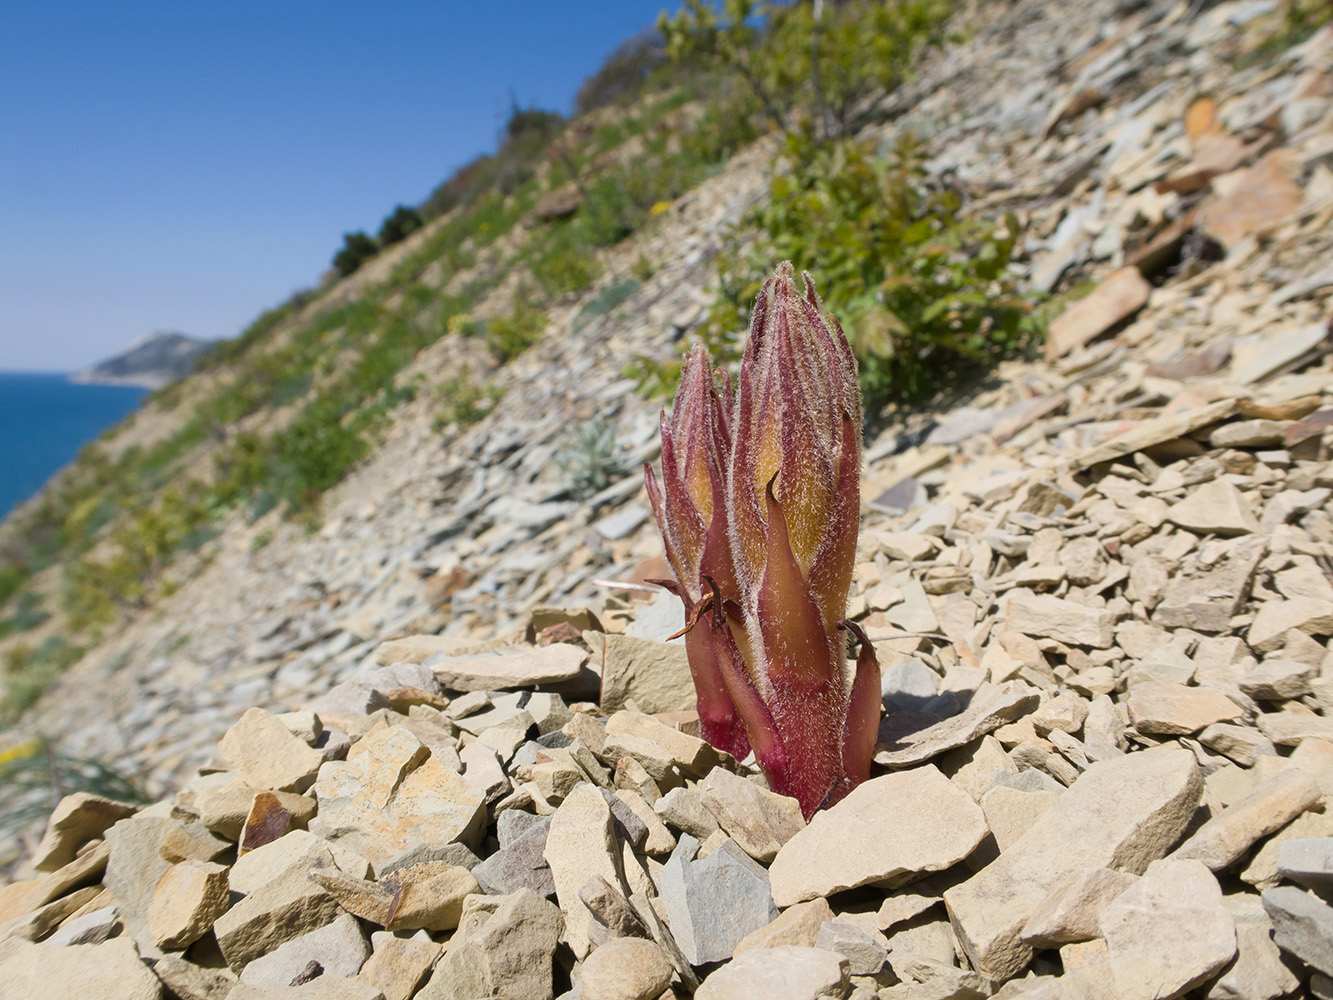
[0,373,147,518]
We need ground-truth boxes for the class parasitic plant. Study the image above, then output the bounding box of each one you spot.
[645,262,880,818]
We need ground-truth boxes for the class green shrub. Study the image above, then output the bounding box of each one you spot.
[558,421,629,497]
[573,277,641,332]
[333,231,379,277]
[433,369,496,429]
[378,204,424,246]
[576,28,667,114]
[485,301,549,363]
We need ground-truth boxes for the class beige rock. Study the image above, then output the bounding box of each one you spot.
[1240,659,1314,700]
[1255,710,1333,746]
[1019,867,1139,946]
[310,725,486,874]
[1006,594,1115,648]
[1248,597,1333,653]
[944,748,1202,981]
[545,782,628,959]
[103,809,178,960]
[981,782,1061,852]
[218,707,327,794]
[694,945,849,1000]
[228,976,384,999]
[195,779,314,842]
[1127,682,1242,735]
[358,932,441,1000]
[733,898,836,953]
[238,912,369,989]
[429,642,587,691]
[384,863,479,932]
[148,860,230,950]
[613,789,675,855]
[1076,398,1235,470]
[1045,267,1151,361]
[579,936,674,1000]
[1029,691,1089,736]
[1099,859,1236,1000]
[1206,892,1301,1000]
[1240,808,1333,890]
[769,766,988,907]
[875,682,1040,768]
[603,710,721,780]
[152,954,237,999]
[1166,480,1260,536]
[654,785,719,840]
[31,793,137,873]
[1198,723,1277,767]
[939,734,1018,802]
[213,851,342,972]
[417,889,562,1000]
[599,634,695,715]
[0,936,163,999]
[698,767,805,863]
[229,829,370,895]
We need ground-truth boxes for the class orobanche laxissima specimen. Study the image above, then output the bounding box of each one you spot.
[645,262,880,818]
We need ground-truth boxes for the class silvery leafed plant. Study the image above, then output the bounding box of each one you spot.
[645,262,880,818]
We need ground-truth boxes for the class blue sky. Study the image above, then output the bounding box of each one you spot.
[0,2,673,372]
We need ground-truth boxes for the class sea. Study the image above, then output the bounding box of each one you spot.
[0,373,148,519]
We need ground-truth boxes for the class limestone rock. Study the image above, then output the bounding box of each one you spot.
[1166,480,1260,536]
[1127,682,1243,735]
[603,710,722,780]
[659,834,778,965]
[1099,859,1236,1000]
[31,793,137,873]
[1020,867,1139,947]
[427,643,587,692]
[1248,598,1333,653]
[1207,892,1300,1000]
[103,809,178,959]
[770,766,988,907]
[1263,885,1333,978]
[944,749,1202,981]
[218,707,327,793]
[229,829,371,895]
[239,912,369,988]
[1174,769,1320,871]
[733,898,836,954]
[816,920,888,975]
[0,936,163,999]
[697,767,804,862]
[599,634,695,715]
[1006,594,1115,648]
[654,785,720,840]
[148,859,230,950]
[213,851,342,972]
[358,932,441,1000]
[544,782,628,960]
[578,936,674,1000]
[694,945,849,1000]
[417,889,562,1000]
[874,682,1040,767]
[310,725,486,874]
[472,814,555,897]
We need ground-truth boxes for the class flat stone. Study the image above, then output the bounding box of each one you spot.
[1209,419,1288,448]
[614,789,675,855]
[1045,267,1151,361]
[1006,594,1115,648]
[733,898,835,953]
[694,945,849,1000]
[358,932,440,1000]
[417,889,562,1000]
[981,782,1061,852]
[1242,808,1333,891]
[1155,536,1266,632]
[1020,867,1139,947]
[103,809,177,959]
[1166,480,1260,536]
[152,954,238,999]
[229,829,371,895]
[195,780,314,841]
[1200,151,1303,249]
[40,904,120,948]
[603,710,721,780]
[472,814,555,897]
[228,976,384,999]
[1248,597,1333,653]
[31,793,137,873]
[1241,659,1315,700]
[1127,682,1243,735]
[875,681,1041,767]
[578,936,673,1000]
[770,766,988,907]
[1099,859,1236,1000]
[1263,885,1333,977]
[383,863,479,932]
[945,748,1202,981]
[1278,839,1333,899]
[218,707,327,793]
[239,912,369,988]
[816,920,888,975]
[310,725,486,875]
[427,643,587,692]
[148,860,230,950]
[599,634,695,715]
[1256,711,1333,746]
[1209,891,1300,1000]
[698,767,805,862]
[1199,723,1278,767]
[1076,398,1236,470]
[660,834,778,965]
[213,850,342,972]
[544,782,628,959]
[0,936,163,999]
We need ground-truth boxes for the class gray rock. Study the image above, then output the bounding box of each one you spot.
[1278,838,1333,899]
[473,815,555,897]
[1264,885,1333,977]
[694,945,849,1000]
[881,660,941,712]
[816,920,888,975]
[1207,892,1300,1000]
[239,912,369,988]
[659,834,779,965]
[103,808,178,959]
[654,785,720,841]
[39,904,121,948]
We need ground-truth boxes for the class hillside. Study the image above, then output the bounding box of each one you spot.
[2,0,1333,994]
[70,332,213,389]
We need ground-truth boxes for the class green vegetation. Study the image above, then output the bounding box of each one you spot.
[0,736,148,840]
[558,421,629,498]
[333,231,379,277]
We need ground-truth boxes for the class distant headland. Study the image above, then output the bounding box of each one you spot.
[69,331,212,389]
